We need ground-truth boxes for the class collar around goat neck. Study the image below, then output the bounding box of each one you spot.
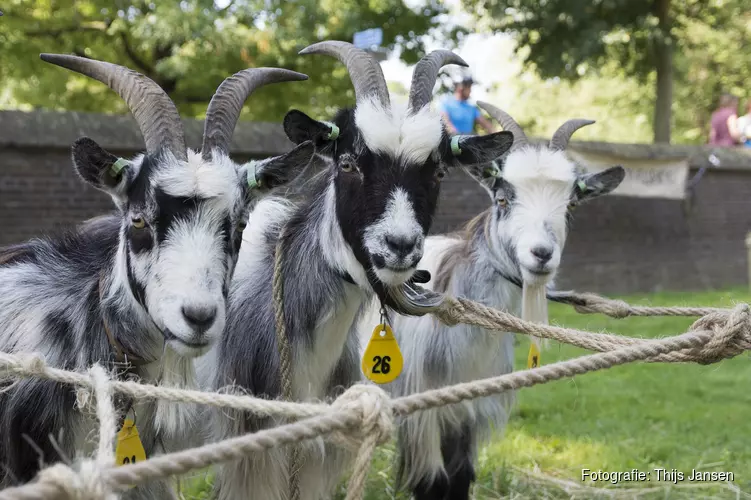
[98,272,151,367]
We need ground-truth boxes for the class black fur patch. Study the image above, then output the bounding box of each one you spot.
[42,314,76,370]
[125,251,146,306]
[1,379,75,484]
[441,424,476,500]
[127,225,154,253]
[153,188,202,245]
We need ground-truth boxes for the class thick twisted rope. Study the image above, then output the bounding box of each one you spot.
[272,237,301,500]
[434,296,751,364]
[1,291,750,499]
[549,290,726,318]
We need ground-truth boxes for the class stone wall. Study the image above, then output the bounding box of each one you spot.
[2,109,751,294]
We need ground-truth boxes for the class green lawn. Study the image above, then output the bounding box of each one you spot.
[182,288,751,499]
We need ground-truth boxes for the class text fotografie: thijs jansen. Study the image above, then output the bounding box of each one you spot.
[582,468,734,484]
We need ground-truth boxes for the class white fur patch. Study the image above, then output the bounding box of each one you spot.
[362,187,424,285]
[503,148,577,185]
[354,98,443,165]
[154,149,243,211]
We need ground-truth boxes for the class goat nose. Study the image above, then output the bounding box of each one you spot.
[385,235,418,257]
[531,246,553,265]
[181,305,217,331]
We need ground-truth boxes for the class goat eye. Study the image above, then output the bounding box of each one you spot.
[237,220,247,232]
[497,198,507,208]
[340,161,355,173]
[435,169,446,180]
[568,201,578,210]
[131,216,146,229]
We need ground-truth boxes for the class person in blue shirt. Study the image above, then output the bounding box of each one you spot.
[439,76,495,135]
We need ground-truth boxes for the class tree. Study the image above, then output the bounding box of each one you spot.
[0,0,449,122]
[463,0,748,144]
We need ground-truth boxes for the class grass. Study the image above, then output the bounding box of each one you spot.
[181,287,751,499]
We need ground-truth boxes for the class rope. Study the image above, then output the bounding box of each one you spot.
[1,290,750,499]
[272,238,300,500]
[549,290,725,318]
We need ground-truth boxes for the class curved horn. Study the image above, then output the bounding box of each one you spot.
[408,50,467,113]
[202,68,309,161]
[476,101,529,150]
[40,53,187,161]
[299,41,390,107]
[550,119,595,151]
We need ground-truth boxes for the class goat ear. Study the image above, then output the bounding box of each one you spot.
[444,131,514,167]
[463,161,503,199]
[574,166,626,201]
[283,110,338,146]
[71,138,132,195]
[241,141,315,192]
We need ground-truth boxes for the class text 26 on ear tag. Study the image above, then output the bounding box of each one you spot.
[527,342,541,369]
[115,418,147,467]
[361,324,403,384]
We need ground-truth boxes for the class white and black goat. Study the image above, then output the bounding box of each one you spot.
[0,55,314,498]
[359,102,626,500]
[204,41,515,500]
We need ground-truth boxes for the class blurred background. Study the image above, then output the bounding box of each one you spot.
[0,0,750,144]
[2,2,751,499]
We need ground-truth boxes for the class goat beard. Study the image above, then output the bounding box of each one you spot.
[154,344,199,438]
[522,281,549,350]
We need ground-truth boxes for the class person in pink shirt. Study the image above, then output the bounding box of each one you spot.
[708,93,740,147]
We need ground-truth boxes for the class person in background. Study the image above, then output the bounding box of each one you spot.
[708,93,740,147]
[439,76,495,135]
[735,99,751,148]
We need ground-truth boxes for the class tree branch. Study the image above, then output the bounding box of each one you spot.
[119,32,155,75]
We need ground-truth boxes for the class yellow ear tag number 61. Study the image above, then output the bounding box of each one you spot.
[115,418,147,467]
[361,324,403,384]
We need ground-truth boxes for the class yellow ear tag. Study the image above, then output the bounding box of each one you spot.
[115,418,147,467]
[527,342,541,369]
[361,324,403,384]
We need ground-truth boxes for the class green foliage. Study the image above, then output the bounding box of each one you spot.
[0,0,449,121]
[464,0,751,144]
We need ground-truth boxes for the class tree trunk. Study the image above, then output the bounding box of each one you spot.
[653,0,673,143]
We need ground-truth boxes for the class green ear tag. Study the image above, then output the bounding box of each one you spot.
[484,161,501,178]
[110,158,129,177]
[576,179,588,192]
[245,161,260,190]
[323,121,340,141]
[451,135,462,156]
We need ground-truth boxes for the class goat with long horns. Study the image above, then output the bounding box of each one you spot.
[359,102,626,500]
[0,54,315,498]
[204,40,516,500]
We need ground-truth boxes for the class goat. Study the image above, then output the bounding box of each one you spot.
[0,55,314,498]
[203,41,515,500]
[358,102,626,500]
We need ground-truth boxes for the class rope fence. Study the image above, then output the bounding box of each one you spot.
[0,290,749,500]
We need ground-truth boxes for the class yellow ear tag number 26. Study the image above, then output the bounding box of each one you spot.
[361,324,403,384]
[527,342,541,369]
[115,418,147,467]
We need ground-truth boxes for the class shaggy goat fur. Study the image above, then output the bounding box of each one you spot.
[358,141,626,500]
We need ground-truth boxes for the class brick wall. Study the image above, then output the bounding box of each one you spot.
[3,109,751,295]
